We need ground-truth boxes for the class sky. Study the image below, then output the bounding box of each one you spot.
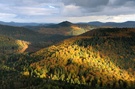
[0,0,135,23]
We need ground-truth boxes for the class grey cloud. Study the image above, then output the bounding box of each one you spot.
[65,0,135,16]
[0,0,109,8]
[62,0,109,8]
[109,0,135,6]
[58,0,109,16]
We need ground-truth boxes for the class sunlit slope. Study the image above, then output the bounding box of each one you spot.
[0,35,29,54]
[30,28,135,88]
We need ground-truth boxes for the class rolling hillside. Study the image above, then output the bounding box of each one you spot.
[0,24,49,42]
[1,27,135,89]
[0,24,71,52]
[28,28,135,89]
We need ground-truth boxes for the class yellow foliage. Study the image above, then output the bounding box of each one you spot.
[23,71,29,76]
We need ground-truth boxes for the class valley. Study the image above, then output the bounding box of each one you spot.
[0,21,135,89]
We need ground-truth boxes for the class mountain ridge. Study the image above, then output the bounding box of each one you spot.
[88,21,135,27]
[1,20,135,28]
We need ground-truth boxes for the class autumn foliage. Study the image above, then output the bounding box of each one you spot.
[28,28,135,88]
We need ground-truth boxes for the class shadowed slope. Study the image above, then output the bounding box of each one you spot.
[0,24,72,52]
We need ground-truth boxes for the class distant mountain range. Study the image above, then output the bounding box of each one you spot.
[0,21,41,27]
[1,21,135,27]
[88,21,135,28]
[0,21,47,27]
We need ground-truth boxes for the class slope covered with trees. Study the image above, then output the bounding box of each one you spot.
[29,28,135,89]
[0,28,135,89]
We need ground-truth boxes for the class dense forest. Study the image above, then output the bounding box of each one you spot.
[0,27,135,89]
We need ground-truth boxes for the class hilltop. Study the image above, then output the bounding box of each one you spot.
[29,21,95,36]
[58,21,73,27]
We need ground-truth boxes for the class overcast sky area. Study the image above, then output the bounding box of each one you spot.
[0,0,135,23]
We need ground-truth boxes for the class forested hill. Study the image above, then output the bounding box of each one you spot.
[29,21,95,36]
[29,28,135,89]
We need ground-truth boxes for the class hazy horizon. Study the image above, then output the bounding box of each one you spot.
[1,20,135,24]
